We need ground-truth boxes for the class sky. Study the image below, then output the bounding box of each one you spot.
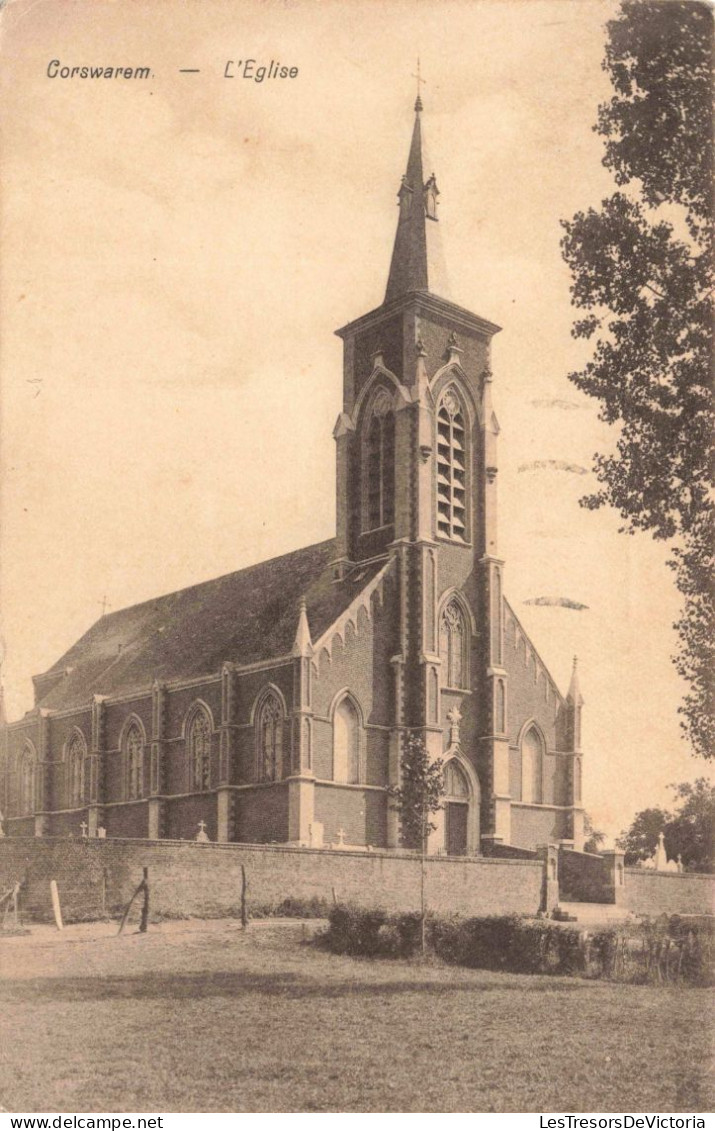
[0,0,707,842]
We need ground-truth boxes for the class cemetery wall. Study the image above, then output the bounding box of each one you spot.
[623,868,714,918]
[0,837,543,922]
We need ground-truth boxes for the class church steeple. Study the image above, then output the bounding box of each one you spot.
[384,94,449,303]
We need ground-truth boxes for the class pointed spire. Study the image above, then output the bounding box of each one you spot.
[568,656,583,705]
[385,92,449,303]
[292,596,313,658]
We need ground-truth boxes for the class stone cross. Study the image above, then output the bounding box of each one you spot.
[80,821,88,838]
[336,827,346,847]
[411,58,426,103]
[195,820,209,843]
[654,830,667,871]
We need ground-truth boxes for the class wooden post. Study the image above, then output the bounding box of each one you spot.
[50,880,64,931]
[118,868,150,935]
[240,864,248,929]
[139,867,149,933]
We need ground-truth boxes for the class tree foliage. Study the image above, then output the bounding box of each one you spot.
[617,778,714,872]
[388,732,445,850]
[583,812,607,854]
[561,0,714,758]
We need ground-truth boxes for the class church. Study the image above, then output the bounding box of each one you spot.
[2,95,586,856]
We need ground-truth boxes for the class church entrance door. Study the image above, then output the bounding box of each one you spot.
[445,801,468,856]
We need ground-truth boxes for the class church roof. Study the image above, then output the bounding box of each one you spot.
[34,540,386,712]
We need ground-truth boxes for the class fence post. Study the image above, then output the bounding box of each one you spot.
[536,843,559,912]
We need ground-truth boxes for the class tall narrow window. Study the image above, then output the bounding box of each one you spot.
[67,733,86,808]
[333,696,360,784]
[521,727,543,804]
[189,709,212,791]
[125,725,144,801]
[365,391,395,530]
[436,389,467,542]
[257,693,283,782]
[19,745,36,816]
[439,599,468,689]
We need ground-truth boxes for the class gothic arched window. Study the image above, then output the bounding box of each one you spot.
[19,745,36,816]
[439,599,469,689]
[124,724,144,802]
[365,390,395,531]
[521,726,543,805]
[67,733,86,808]
[333,696,360,784]
[436,388,467,542]
[189,708,212,791]
[444,760,469,798]
[256,692,283,782]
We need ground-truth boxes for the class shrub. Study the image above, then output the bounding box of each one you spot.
[321,906,715,985]
[326,904,388,956]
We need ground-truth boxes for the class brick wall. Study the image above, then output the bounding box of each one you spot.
[0,837,544,922]
[511,803,569,850]
[623,868,715,917]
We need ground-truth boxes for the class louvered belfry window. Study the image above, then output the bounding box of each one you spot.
[366,391,395,530]
[436,389,467,542]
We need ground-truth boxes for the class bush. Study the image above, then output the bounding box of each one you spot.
[634,914,714,986]
[321,906,715,985]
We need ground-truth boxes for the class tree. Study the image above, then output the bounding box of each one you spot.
[583,812,606,854]
[560,0,714,759]
[388,732,445,951]
[617,778,714,872]
[664,778,714,873]
[616,805,672,866]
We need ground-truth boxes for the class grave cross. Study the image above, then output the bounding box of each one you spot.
[80,821,88,837]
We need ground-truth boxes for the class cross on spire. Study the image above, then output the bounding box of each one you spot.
[411,57,426,111]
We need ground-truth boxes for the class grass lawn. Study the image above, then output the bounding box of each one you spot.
[0,918,712,1113]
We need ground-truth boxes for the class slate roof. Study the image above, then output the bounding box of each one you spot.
[34,540,387,712]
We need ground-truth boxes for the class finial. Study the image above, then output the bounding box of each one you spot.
[412,57,426,112]
[293,595,313,657]
[568,655,583,707]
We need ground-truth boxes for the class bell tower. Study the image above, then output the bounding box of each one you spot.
[332,92,508,850]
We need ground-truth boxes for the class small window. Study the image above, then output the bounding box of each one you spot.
[124,724,144,801]
[189,709,212,791]
[333,696,360,784]
[256,693,283,782]
[436,388,467,542]
[67,733,86,808]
